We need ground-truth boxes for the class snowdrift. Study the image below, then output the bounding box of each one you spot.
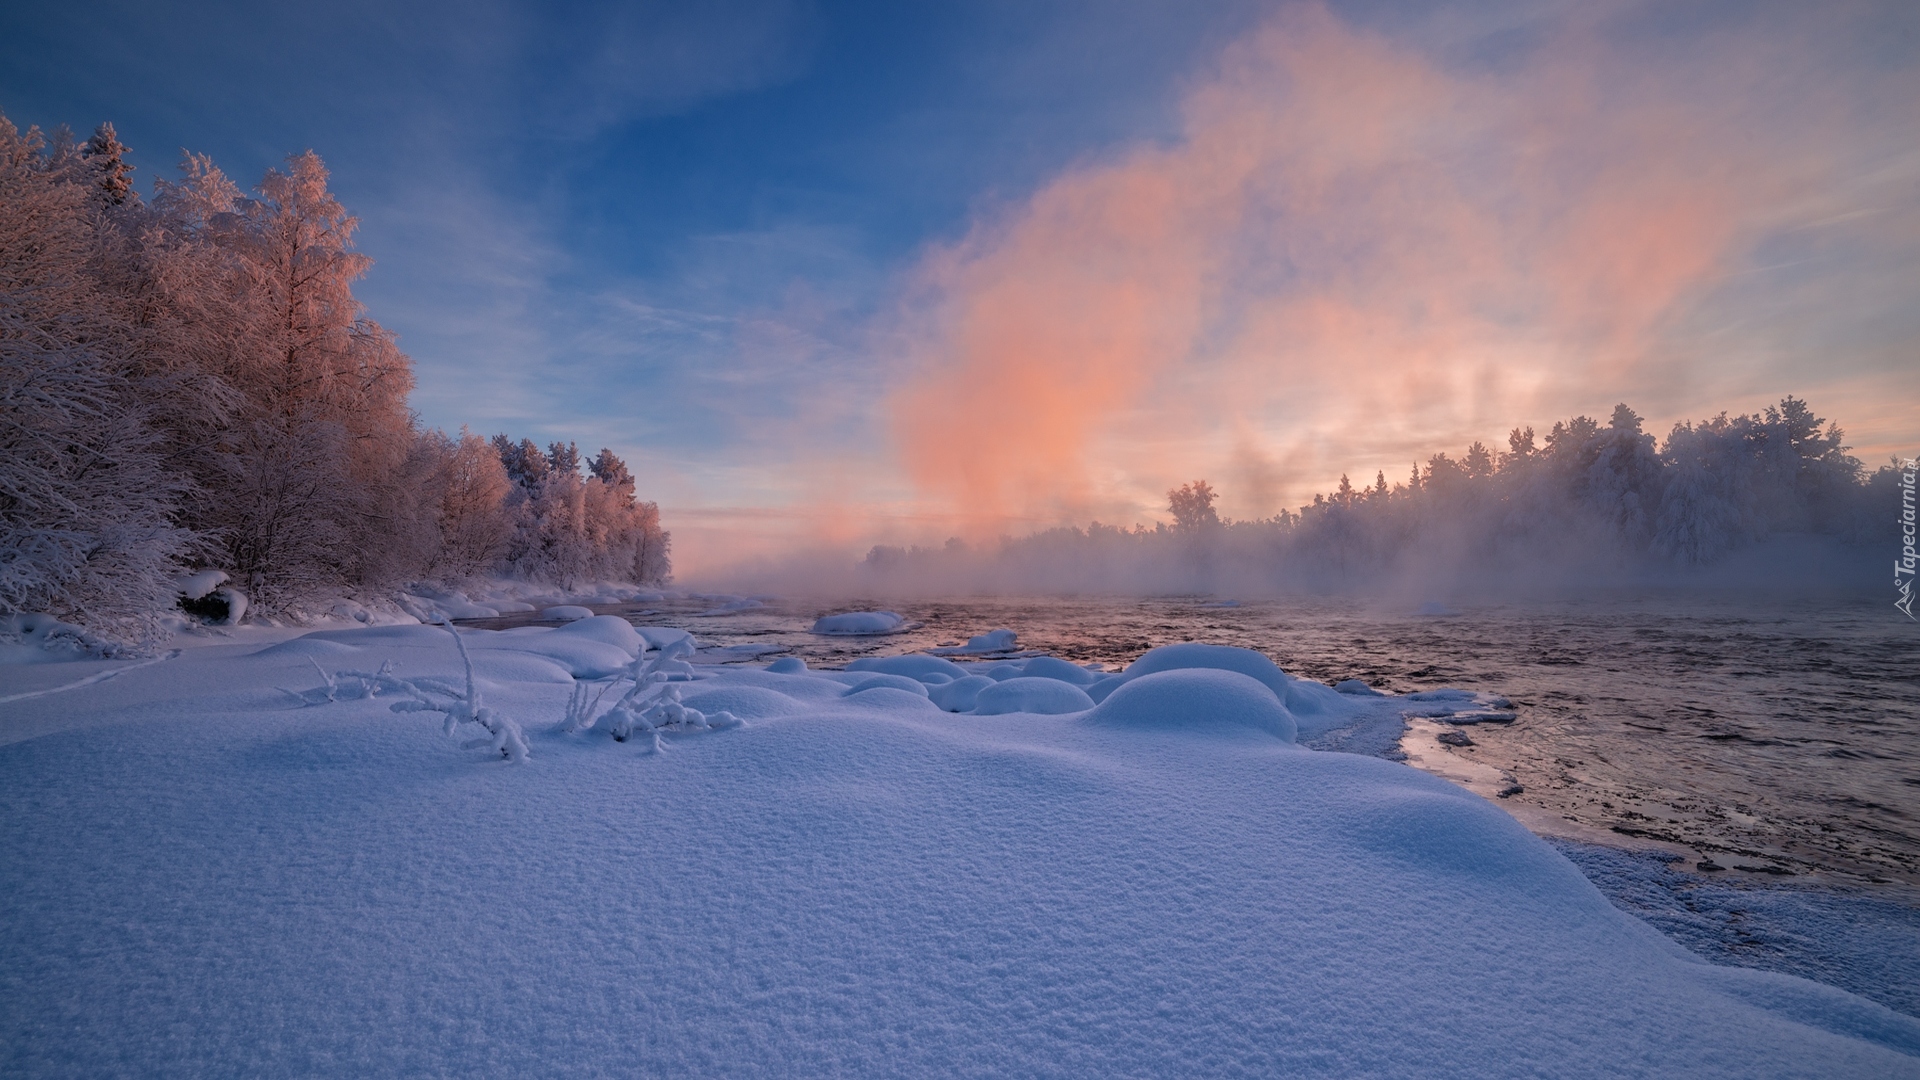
[2,628,1915,1077]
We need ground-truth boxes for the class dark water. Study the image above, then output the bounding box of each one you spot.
[467,593,1920,891]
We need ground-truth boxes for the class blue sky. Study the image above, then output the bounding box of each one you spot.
[4,1,1915,573]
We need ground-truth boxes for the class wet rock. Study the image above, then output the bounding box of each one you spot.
[1436,730,1475,748]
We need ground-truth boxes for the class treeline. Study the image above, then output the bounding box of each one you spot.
[0,115,667,640]
[863,399,1895,594]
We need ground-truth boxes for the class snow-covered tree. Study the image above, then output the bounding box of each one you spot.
[81,123,135,207]
[146,149,418,612]
[0,115,200,640]
[419,429,514,581]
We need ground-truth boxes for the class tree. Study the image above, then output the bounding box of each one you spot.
[81,123,135,207]
[588,447,633,492]
[1463,441,1494,479]
[155,150,418,612]
[422,429,513,580]
[1168,480,1220,531]
[1502,426,1537,471]
[0,115,199,639]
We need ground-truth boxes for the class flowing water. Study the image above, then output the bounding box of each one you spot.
[469,593,1920,892]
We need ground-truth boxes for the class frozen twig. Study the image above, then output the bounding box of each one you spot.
[292,619,529,762]
[559,635,739,750]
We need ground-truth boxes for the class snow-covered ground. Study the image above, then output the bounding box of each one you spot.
[3,619,1916,1077]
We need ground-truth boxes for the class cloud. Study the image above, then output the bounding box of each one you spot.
[880,0,1918,530]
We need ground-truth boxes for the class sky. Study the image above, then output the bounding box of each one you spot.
[2,0,1915,577]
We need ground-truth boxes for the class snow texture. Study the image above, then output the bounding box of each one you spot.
[2,626,1916,1077]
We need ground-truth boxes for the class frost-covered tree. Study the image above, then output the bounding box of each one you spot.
[0,116,200,640]
[3,110,677,636]
[420,429,514,580]
[146,149,417,611]
[81,123,135,207]
[489,437,671,587]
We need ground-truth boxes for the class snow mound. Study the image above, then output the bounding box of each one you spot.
[844,654,968,682]
[634,627,696,654]
[678,686,812,720]
[252,637,362,659]
[1016,656,1101,685]
[469,652,578,685]
[928,674,995,712]
[470,633,635,679]
[971,677,1096,715]
[1082,669,1299,743]
[837,673,931,698]
[810,611,911,635]
[1117,643,1291,695]
[928,628,1018,654]
[550,615,645,655]
[840,685,941,711]
[541,605,595,621]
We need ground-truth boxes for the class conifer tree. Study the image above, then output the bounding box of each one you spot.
[81,122,135,206]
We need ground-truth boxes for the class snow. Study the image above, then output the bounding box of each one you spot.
[2,626,1917,1076]
[928,674,996,712]
[1085,668,1299,742]
[174,569,228,600]
[845,653,969,681]
[809,610,911,635]
[0,613,112,663]
[970,676,1096,715]
[540,604,595,621]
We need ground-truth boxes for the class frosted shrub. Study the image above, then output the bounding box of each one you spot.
[319,620,530,762]
[561,636,739,752]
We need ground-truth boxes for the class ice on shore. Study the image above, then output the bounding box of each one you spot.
[809,610,912,635]
[540,605,595,621]
[2,625,1916,1077]
[928,627,1020,654]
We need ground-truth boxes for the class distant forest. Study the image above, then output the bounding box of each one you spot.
[864,398,1901,595]
[1,116,668,641]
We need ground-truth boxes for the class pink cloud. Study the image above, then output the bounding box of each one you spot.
[881,2,1908,529]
